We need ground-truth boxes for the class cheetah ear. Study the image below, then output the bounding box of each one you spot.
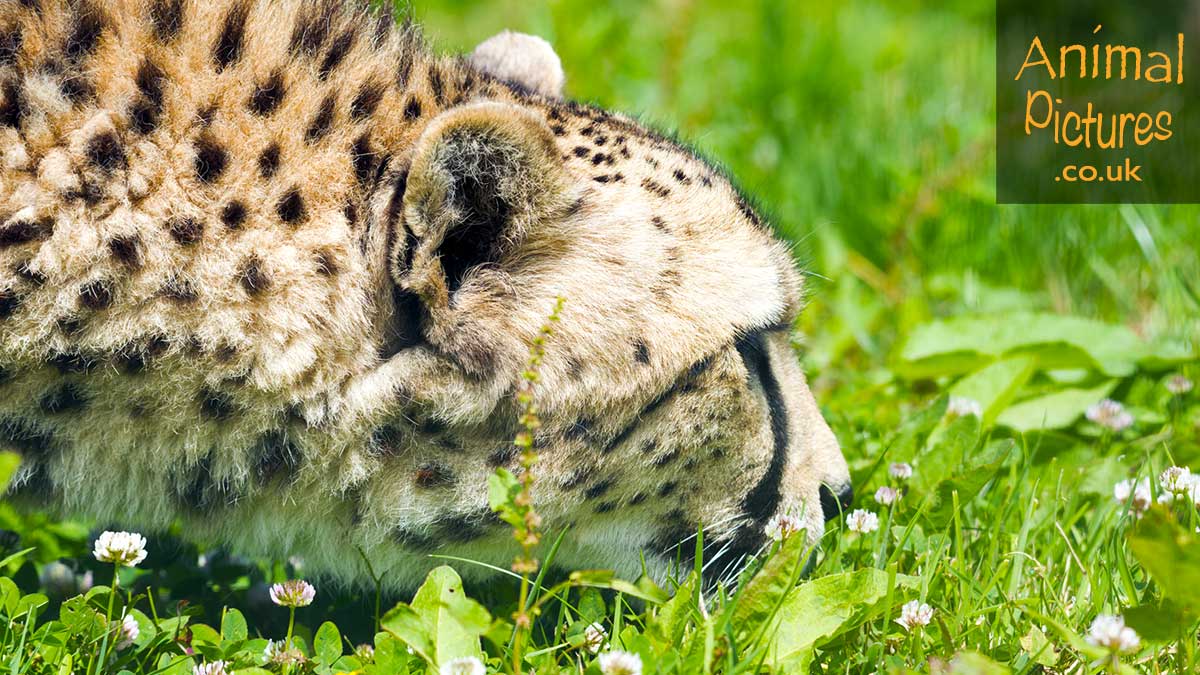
[469,31,565,97]
[396,101,569,304]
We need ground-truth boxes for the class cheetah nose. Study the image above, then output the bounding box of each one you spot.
[819,483,854,521]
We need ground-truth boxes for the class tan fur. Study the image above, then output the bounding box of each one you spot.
[0,0,849,588]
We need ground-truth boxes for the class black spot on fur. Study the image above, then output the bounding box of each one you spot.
[427,65,444,105]
[590,153,612,166]
[414,461,454,488]
[167,216,202,245]
[115,335,168,374]
[177,454,235,513]
[253,430,301,483]
[634,339,650,364]
[572,146,589,158]
[106,234,141,265]
[85,131,125,172]
[0,290,19,319]
[0,217,52,249]
[487,445,518,467]
[396,47,414,89]
[351,134,377,184]
[213,3,250,71]
[238,256,270,296]
[162,275,198,303]
[651,216,668,231]
[0,79,25,128]
[199,388,235,420]
[48,350,96,373]
[289,1,336,56]
[258,143,281,178]
[77,279,112,310]
[565,418,593,443]
[580,124,595,137]
[56,69,93,103]
[0,27,22,67]
[403,96,421,120]
[129,99,158,134]
[305,94,336,143]
[1,416,56,459]
[392,527,435,551]
[194,137,227,183]
[437,510,499,543]
[41,382,88,414]
[149,0,184,41]
[314,249,338,276]
[248,71,285,115]
[641,178,671,198]
[672,169,691,185]
[652,448,680,467]
[593,134,608,146]
[221,201,247,229]
[129,59,165,132]
[318,28,355,80]
[135,58,165,105]
[55,316,84,337]
[15,260,45,285]
[584,479,613,500]
[276,188,306,224]
[351,80,385,121]
[657,481,678,497]
[550,124,565,136]
[65,3,106,62]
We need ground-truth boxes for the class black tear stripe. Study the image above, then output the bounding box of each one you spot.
[694,329,790,584]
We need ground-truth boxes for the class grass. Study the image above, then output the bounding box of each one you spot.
[1,0,1198,673]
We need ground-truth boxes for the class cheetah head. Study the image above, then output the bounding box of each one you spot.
[348,33,853,585]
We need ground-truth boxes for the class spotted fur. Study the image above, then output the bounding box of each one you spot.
[0,0,849,589]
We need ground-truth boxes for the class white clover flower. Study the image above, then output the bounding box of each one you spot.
[115,613,139,650]
[895,600,934,632]
[1086,399,1134,432]
[1160,466,1191,494]
[1183,474,1200,507]
[598,650,643,675]
[582,621,607,654]
[1113,477,1153,514]
[874,486,900,506]
[1086,614,1140,653]
[1165,374,1194,395]
[439,656,486,675]
[846,509,879,534]
[193,661,229,675]
[264,639,306,666]
[888,462,913,481]
[93,531,148,567]
[764,513,804,541]
[946,396,983,419]
[269,579,316,608]
[355,643,375,661]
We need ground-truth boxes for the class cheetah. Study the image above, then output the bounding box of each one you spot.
[0,0,852,588]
